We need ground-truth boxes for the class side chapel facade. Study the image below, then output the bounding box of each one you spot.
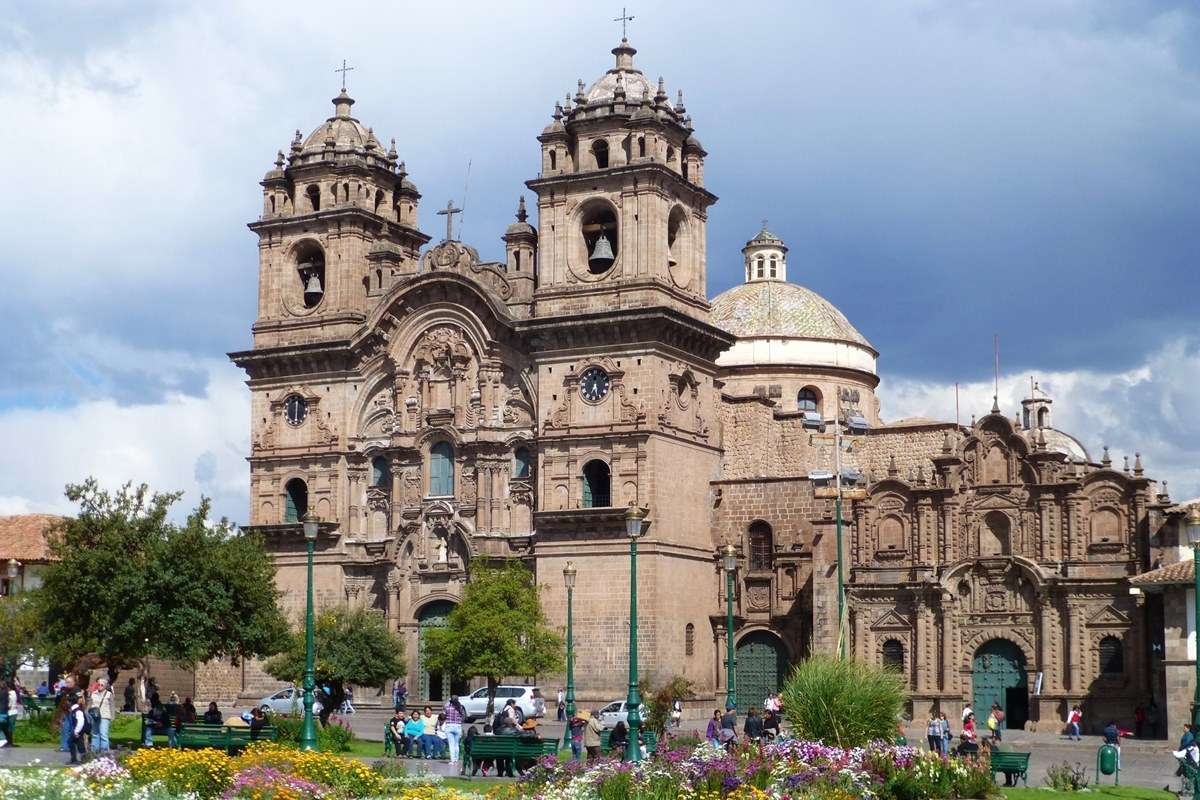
[222,37,1172,731]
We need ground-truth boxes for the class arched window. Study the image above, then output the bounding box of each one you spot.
[549,149,557,170]
[797,388,819,412]
[685,623,695,657]
[284,478,308,523]
[882,640,905,672]
[755,257,764,278]
[638,136,646,158]
[295,242,325,309]
[581,203,618,274]
[371,456,390,489]
[305,184,321,212]
[748,521,773,571]
[581,460,611,508]
[513,446,532,479]
[981,511,1010,556]
[591,139,609,169]
[1090,508,1120,545]
[1037,407,1049,428]
[429,442,454,496]
[769,257,777,278]
[1100,636,1124,675]
[983,445,1007,484]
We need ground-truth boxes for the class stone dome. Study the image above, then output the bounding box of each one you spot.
[583,38,655,106]
[1026,427,1091,462]
[710,281,873,348]
[300,91,378,154]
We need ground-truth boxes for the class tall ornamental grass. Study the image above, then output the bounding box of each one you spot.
[781,655,906,747]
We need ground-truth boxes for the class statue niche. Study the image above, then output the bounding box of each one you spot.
[411,326,474,419]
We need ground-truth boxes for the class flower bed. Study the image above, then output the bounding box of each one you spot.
[516,739,997,800]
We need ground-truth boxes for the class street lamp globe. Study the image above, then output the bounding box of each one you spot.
[625,506,645,539]
[6,559,18,580]
[563,561,577,589]
[1186,507,1200,546]
[722,544,738,573]
[302,512,320,541]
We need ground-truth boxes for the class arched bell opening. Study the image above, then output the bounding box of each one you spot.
[294,240,326,309]
[580,202,618,274]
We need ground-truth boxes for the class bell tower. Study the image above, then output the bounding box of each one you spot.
[526,37,716,319]
[250,89,430,349]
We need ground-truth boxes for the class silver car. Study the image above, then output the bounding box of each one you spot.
[597,700,646,728]
[459,685,546,722]
[258,686,301,715]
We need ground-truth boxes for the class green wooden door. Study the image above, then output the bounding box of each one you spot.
[736,631,787,713]
[418,601,455,701]
[972,639,1027,729]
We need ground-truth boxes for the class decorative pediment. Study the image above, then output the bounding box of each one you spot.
[420,240,513,300]
[871,608,913,631]
[1086,604,1131,628]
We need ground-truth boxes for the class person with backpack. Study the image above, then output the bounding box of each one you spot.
[67,693,89,765]
[926,710,942,753]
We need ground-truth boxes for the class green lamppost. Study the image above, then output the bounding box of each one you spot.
[563,561,577,744]
[722,543,738,711]
[300,511,320,752]
[1187,507,1200,727]
[624,506,645,762]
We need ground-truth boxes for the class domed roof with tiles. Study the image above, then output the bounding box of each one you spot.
[710,280,872,348]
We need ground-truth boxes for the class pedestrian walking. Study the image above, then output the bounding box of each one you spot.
[1065,705,1082,741]
[0,680,13,748]
[67,693,89,765]
[719,705,738,751]
[556,687,565,721]
[443,696,465,765]
[392,678,407,712]
[987,703,1004,741]
[705,709,720,747]
[568,710,586,762]
[926,711,942,753]
[583,710,603,761]
[939,712,951,756]
[671,697,683,729]
[94,678,114,753]
[743,706,764,743]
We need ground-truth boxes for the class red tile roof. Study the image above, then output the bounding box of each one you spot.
[0,514,65,562]
[1130,559,1194,587]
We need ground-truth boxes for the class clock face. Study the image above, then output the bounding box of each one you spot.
[579,367,611,403]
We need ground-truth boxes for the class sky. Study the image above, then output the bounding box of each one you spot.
[0,0,1197,521]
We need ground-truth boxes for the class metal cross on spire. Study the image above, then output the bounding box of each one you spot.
[335,59,355,91]
[614,7,635,38]
[761,218,769,230]
[436,200,462,242]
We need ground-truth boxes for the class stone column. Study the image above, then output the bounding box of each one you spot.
[940,595,958,697]
[916,600,935,694]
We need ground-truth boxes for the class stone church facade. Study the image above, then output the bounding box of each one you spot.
[223,37,1168,731]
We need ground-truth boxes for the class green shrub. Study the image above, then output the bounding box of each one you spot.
[271,715,302,745]
[1044,761,1090,791]
[780,655,905,747]
[13,714,57,744]
[318,716,353,752]
[643,675,695,736]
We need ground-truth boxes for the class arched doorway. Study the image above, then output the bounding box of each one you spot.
[416,601,468,702]
[972,639,1028,730]
[735,631,788,713]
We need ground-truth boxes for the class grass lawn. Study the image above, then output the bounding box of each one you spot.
[1003,788,1176,800]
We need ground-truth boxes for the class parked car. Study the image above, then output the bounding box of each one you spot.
[597,700,646,728]
[459,685,546,722]
[258,687,300,715]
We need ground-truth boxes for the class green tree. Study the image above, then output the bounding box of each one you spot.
[0,594,41,680]
[781,655,906,747]
[422,559,563,724]
[264,605,405,724]
[34,479,290,676]
[643,674,695,736]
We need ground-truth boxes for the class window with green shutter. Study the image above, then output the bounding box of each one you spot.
[429,442,454,496]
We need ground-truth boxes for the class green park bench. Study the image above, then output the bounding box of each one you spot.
[599,729,658,755]
[1177,756,1198,799]
[21,696,54,717]
[176,722,278,753]
[463,734,559,778]
[988,751,1030,786]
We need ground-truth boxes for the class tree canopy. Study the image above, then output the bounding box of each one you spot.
[0,594,41,681]
[422,559,563,722]
[264,605,404,723]
[34,479,290,673]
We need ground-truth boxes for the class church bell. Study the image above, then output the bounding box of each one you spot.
[588,232,615,270]
[667,240,678,267]
[303,273,324,305]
